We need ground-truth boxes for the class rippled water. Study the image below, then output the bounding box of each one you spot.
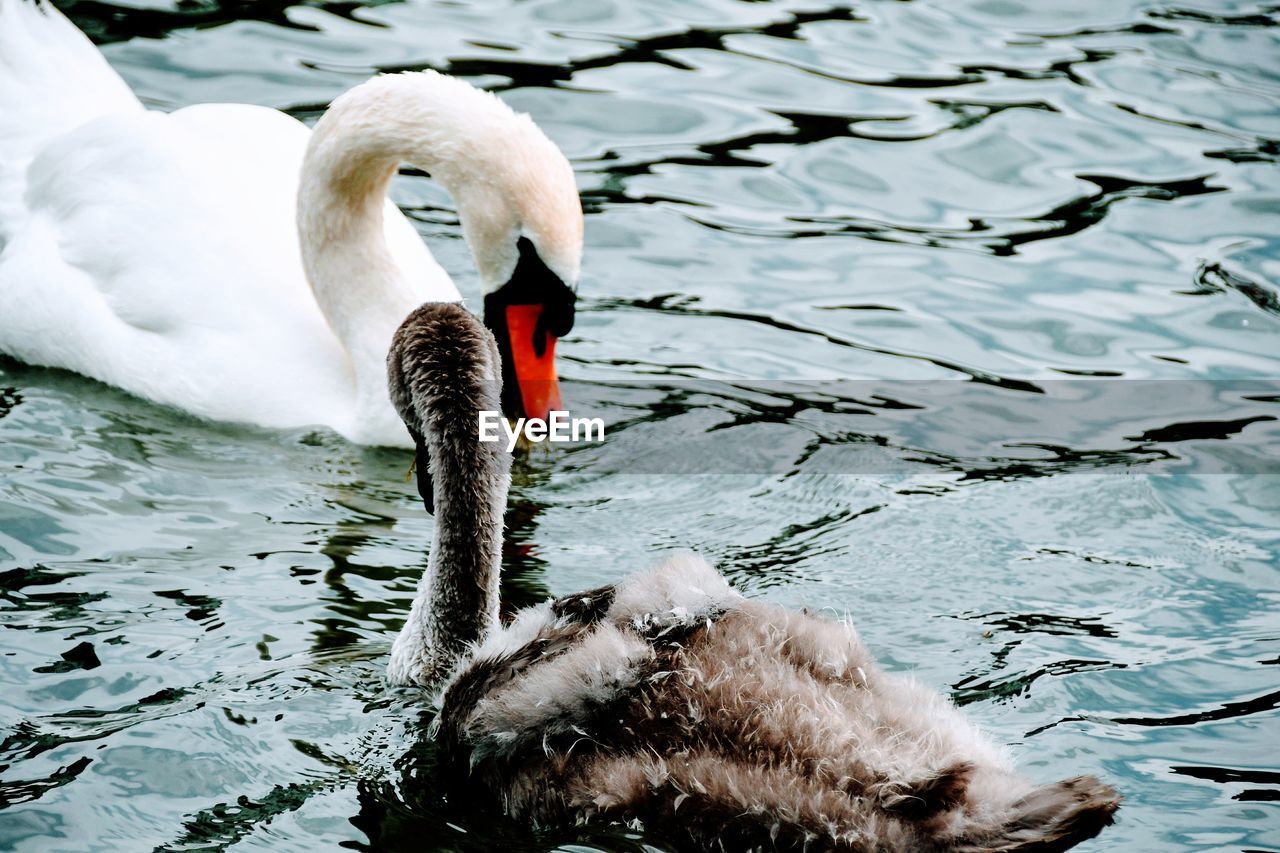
[3,1,1280,850]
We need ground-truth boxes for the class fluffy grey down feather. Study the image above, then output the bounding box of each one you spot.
[387,303,1120,852]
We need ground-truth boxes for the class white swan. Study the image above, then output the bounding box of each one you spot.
[0,0,581,446]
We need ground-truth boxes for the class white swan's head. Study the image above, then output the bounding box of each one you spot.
[308,71,583,423]
[382,72,582,423]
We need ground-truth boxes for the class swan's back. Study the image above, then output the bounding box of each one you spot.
[0,0,140,239]
[0,0,455,444]
[0,103,353,426]
[437,555,1120,851]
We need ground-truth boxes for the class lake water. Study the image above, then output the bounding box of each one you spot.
[2,1,1279,850]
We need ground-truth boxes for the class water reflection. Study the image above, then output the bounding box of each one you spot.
[3,0,1280,850]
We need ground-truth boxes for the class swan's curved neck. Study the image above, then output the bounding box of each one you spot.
[386,304,511,687]
[296,74,523,434]
[298,147,406,412]
[394,428,508,686]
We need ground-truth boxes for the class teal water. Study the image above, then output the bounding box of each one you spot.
[2,1,1280,850]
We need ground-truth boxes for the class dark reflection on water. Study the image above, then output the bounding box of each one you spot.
[2,0,1280,850]
[57,0,400,43]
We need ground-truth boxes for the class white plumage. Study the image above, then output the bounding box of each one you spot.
[0,0,580,445]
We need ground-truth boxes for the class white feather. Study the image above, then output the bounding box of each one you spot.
[0,1,580,446]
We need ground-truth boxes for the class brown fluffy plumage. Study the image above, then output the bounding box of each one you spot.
[387,303,1121,851]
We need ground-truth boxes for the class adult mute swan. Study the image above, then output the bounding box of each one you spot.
[383,301,1121,851]
[0,0,579,446]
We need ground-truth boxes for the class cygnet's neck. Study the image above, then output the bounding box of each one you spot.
[385,303,512,687]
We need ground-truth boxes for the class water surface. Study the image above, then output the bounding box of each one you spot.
[2,1,1279,850]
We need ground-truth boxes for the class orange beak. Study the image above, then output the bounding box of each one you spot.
[505,304,563,420]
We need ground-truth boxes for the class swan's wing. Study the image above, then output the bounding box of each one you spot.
[10,99,455,338]
[1,1,458,435]
[10,107,312,330]
[0,105,352,424]
[0,0,141,240]
[1,95,459,434]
